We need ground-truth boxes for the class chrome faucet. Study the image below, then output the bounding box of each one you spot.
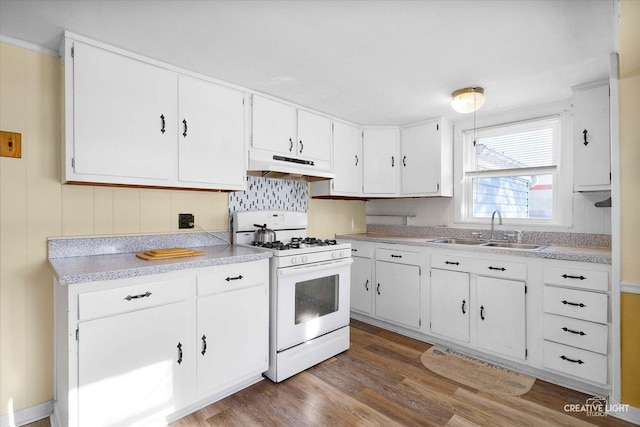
[490,209,502,241]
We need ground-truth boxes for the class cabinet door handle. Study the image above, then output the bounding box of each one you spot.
[299,140,303,154]
[365,279,369,291]
[390,254,402,258]
[355,154,359,166]
[561,327,586,336]
[377,283,381,295]
[160,114,166,134]
[201,335,207,355]
[560,355,584,364]
[562,300,586,308]
[480,305,485,321]
[461,299,466,314]
[351,248,358,252]
[402,155,407,167]
[445,261,459,266]
[177,342,183,365]
[391,156,395,167]
[583,129,589,146]
[562,274,586,280]
[488,266,506,271]
[182,119,188,138]
[124,291,152,301]
[225,275,244,281]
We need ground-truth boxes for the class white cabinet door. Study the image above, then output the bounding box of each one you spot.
[297,110,331,162]
[196,284,268,397]
[430,268,470,342]
[363,128,400,195]
[375,260,420,328]
[476,276,526,360]
[177,75,245,189]
[351,256,372,314]
[573,83,610,191]
[401,122,440,194]
[73,42,176,181]
[78,301,189,427]
[251,95,297,155]
[332,122,363,195]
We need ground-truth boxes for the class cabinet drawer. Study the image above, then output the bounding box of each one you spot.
[472,258,526,281]
[543,341,607,384]
[431,254,471,272]
[348,241,373,258]
[544,266,608,292]
[543,286,607,323]
[376,248,419,265]
[197,259,268,296]
[543,313,608,354]
[79,277,189,320]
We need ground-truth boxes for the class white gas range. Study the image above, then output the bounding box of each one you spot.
[232,210,352,383]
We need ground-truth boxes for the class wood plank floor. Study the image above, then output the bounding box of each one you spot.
[170,320,633,427]
[27,319,633,426]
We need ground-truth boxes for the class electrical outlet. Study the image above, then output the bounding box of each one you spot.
[179,213,194,229]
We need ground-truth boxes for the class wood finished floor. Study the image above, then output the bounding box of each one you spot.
[27,319,633,427]
[169,320,633,427]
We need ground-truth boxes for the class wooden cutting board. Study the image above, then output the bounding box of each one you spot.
[136,247,205,261]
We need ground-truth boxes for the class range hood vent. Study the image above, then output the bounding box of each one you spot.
[248,149,335,182]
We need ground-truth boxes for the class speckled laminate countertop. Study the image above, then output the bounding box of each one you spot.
[48,232,272,285]
[336,233,612,264]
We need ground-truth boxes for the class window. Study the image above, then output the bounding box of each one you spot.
[463,117,560,221]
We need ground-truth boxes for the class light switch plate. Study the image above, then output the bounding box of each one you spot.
[0,131,22,158]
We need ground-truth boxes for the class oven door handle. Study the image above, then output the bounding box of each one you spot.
[277,258,353,277]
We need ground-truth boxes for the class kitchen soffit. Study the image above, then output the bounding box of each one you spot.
[0,0,615,125]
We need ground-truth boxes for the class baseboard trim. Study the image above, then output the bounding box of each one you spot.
[0,401,53,427]
[607,399,640,424]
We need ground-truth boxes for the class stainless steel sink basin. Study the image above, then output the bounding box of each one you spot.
[434,238,485,245]
[481,242,546,250]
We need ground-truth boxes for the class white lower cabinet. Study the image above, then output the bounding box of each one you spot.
[351,256,373,314]
[78,301,190,427]
[476,276,526,360]
[375,259,421,328]
[430,268,470,342]
[55,259,269,427]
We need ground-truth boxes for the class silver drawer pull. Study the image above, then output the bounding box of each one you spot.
[561,300,586,308]
[124,291,152,301]
[562,327,586,336]
[560,355,584,364]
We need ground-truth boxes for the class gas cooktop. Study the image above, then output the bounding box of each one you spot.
[251,237,338,251]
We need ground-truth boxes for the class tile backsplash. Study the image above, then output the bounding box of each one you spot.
[229,176,308,213]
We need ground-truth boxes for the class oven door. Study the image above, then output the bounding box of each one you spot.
[275,258,352,352]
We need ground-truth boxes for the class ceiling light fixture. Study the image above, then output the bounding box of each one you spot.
[451,87,485,114]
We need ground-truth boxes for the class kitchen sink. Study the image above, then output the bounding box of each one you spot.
[434,238,485,245]
[481,242,547,250]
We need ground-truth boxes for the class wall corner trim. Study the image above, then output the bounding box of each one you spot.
[0,400,53,427]
[607,398,640,424]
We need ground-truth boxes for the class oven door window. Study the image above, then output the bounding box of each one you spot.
[295,275,339,324]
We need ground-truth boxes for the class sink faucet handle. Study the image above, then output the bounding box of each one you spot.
[471,232,483,240]
[503,231,523,243]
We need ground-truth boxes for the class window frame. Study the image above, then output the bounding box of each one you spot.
[453,102,573,228]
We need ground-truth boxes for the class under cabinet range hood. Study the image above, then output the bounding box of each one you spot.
[247,148,335,181]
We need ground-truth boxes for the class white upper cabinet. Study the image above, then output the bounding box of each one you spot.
[251,95,298,155]
[311,121,363,197]
[400,118,453,196]
[177,75,245,188]
[64,37,246,191]
[573,82,610,192]
[72,42,177,183]
[297,109,332,162]
[363,127,400,195]
[251,95,332,163]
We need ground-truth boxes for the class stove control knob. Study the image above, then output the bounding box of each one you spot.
[302,256,308,263]
[339,251,345,257]
[331,252,337,259]
[291,257,298,265]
